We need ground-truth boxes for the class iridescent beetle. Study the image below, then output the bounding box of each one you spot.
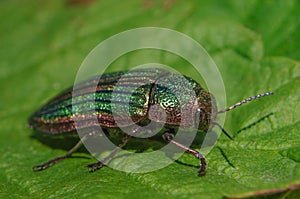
[28,68,273,175]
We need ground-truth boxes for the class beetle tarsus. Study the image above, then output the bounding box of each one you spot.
[87,161,104,172]
[32,139,84,171]
[32,155,68,171]
[162,132,207,176]
[198,157,207,176]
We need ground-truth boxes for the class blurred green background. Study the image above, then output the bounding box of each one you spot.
[0,0,300,198]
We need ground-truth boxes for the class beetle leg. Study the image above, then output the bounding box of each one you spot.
[162,132,207,176]
[32,135,87,171]
[87,128,139,172]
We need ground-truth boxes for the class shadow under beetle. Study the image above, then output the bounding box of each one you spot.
[28,68,273,176]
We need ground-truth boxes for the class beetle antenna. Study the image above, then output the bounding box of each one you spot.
[212,122,234,140]
[218,92,273,114]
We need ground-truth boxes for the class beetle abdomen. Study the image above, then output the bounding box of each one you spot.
[28,68,167,134]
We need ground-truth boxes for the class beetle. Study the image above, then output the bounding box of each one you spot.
[28,67,273,175]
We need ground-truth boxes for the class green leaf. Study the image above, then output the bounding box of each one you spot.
[0,0,299,198]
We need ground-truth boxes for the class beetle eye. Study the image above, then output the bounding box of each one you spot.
[197,108,203,116]
[194,108,204,129]
[196,108,204,121]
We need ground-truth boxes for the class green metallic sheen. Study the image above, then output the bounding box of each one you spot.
[28,68,215,134]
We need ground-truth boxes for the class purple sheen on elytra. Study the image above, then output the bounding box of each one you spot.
[28,68,214,135]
